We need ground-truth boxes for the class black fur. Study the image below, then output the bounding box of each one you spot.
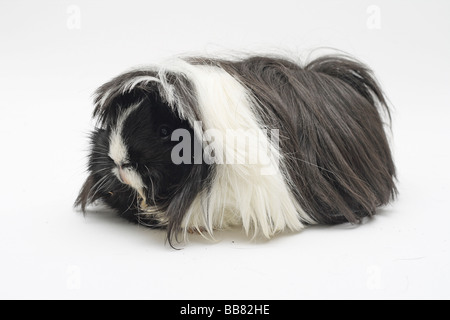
[218,55,397,224]
[75,89,210,231]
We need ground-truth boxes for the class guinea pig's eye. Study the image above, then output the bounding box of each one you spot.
[158,124,172,140]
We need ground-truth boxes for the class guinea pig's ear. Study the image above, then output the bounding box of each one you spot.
[92,70,160,127]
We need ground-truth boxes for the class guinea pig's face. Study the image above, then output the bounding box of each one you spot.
[79,92,194,224]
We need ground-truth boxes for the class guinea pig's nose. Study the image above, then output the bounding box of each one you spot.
[118,167,130,185]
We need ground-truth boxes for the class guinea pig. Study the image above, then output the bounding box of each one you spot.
[75,53,397,246]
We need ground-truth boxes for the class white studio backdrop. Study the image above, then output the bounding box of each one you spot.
[0,0,449,299]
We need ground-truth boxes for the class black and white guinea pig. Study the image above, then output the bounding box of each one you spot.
[75,53,397,245]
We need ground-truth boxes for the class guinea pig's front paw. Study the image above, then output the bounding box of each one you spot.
[186,226,208,234]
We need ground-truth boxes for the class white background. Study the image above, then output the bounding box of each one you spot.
[1,0,449,299]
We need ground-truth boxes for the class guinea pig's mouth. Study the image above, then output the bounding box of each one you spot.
[112,167,151,211]
[137,192,162,215]
[136,192,148,209]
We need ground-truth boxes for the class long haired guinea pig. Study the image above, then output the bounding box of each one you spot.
[75,53,397,245]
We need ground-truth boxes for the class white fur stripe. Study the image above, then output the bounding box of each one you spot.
[156,60,308,237]
[108,103,145,196]
[108,103,141,165]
